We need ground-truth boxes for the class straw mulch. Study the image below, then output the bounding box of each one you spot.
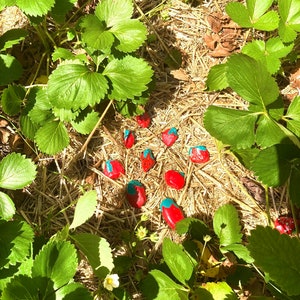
[2,0,283,297]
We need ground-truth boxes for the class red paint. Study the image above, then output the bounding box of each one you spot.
[136,112,151,128]
[140,149,156,172]
[162,127,178,147]
[164,170,185,190]
[126,180,147,208]
[160,198,185,229]
[189,146,210,163]
[103,160,125,179]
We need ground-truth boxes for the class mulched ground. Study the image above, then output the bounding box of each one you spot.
[1,0,286,298]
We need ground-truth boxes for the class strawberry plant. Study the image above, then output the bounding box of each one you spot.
[0,0,153,154]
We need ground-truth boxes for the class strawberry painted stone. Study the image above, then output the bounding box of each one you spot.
[164,170,185,190]
[160,198,185,229]
[189,145,210,163]
[126,180,147,208]
[123,129,135,149]
[140,149,156,172]
[136,112,151,128]
[103,160,125,179]
[274,216,296,235]
[162,127,178,147]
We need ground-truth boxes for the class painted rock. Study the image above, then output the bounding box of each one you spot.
[189,145,210,163]
[160,198,185,229]
[123,129,135,149]
[274,216,296,235]
[136,112,151,128]
[164,170,185,190]
[103,160,125,179]
[162,127,178,147]
[126,180,147,208]
[140,149,156,172]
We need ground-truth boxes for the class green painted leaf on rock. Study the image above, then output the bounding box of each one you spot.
[32,240,78,290]
[35,121,70,155]
[0,153,36,190]
[162,238,194,285]
[0,192,15,220]
[203,106,258,149]
[0,219,34,268]
[213,204,242,246]
[103,56,153,101]
[248,226,300,296]
[70,190,97,229]
[16,0,55,16]
[47,62,108,110]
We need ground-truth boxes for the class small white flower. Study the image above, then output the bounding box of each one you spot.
[103,274,119,291]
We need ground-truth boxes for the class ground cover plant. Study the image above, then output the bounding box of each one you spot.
[1,0,300,299]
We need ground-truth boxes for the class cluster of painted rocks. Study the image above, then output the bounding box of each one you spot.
[103,112,210,229]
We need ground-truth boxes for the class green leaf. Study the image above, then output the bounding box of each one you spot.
[175,217,209,241]
[35,121,70,155]
[246,0,273,20]
[1,275,41,300]
[231,147,260,169]
[20,114,40,140]
[50,0,77,23]
[255,114,290,148]
[248,226,300,296]
[52,107,79,122]
[32,240,78,289]
[251,144,300,187]
[80,15,114,53]
[69,190,97,229]
[221,243,254,263]
[47,62,108,110]
[0,192,15,220]
[285,96,300,137]
[202,282,238,300]
[103,56,153,101]
[71,110,99,134]
[205,63,228,91]
[203,106,257,149]
[253,10,279,31]
[0,153,36,190]
[0,54,23,85]
[225,2,252,27]
[226,54,279,106]
[0,29,28,51]
[15,0,55,16]
[1,85,25,115]
[213,204,242,246]
[110,19,147,52]
[95,0,133,28]
[278,0,300,42]
[242,38,293,74]
[55,282,93,300]
[162,238,194,285]
[72,233,114,279]
[0,219,34,268]
[52,47,76,62]
[141,270,188,300]
[289,164,300,207]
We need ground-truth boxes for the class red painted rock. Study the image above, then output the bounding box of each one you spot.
[103,160,125,179]
[126,180,147,208]
[164,170,185,190]
[123,129,135,149]
[140,149,156,172]
[162,127,178,147]
[160,198,185,229]
[136,112,151,128]
[274,216,296,235]
[189,146,210,163]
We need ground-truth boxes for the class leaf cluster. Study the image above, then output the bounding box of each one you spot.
[0,0,153,154]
